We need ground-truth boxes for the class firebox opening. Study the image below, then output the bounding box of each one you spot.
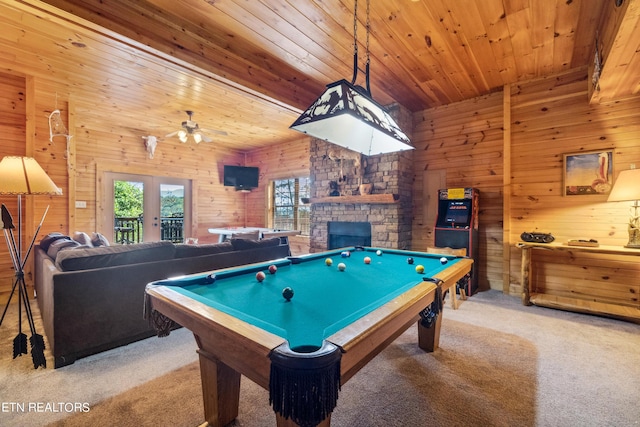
[328,221,372,249]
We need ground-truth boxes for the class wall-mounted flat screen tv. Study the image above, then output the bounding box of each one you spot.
[223,165,259,190]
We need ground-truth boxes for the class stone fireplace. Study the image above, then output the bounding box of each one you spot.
[308,103,414,252]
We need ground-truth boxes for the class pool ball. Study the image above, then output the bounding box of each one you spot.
[268,264,278,274]
[325,258,333,266]
[440,257,448,265]
[282,287,294,301]
[341,251,351,258]
[407,257,414,265]
[376,250,382,256]
[415,265,425,274]
[337,262,346,271]
[256,271,266,282]
[363,256,371,264]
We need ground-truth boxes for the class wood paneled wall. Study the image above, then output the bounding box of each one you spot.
[508,67,640,298]
[411,92,505,292]
[0,73,27,296]
[412,66,640,297]
[244,137,311,255]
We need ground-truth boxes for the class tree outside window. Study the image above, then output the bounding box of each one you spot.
[272,177,310,235]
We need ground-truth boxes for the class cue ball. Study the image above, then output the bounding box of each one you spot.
[282,287,294,301]
[268,264,278,274]
[376,250,382,256]
[407,257,414,264]
[325,258,333,266]
[337,262,346,271]
[256,271,266,282]
[415,265,425,274]
[440,257,448,265]
[364,256,371,264]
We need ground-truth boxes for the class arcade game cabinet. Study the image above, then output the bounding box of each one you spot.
[434,188,479,296]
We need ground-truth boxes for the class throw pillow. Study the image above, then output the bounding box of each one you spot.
[47,238,81,259]
[72,231,94,247]
[91,232,110,247]
[40,232,68,252]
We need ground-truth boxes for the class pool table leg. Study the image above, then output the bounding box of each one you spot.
[417,312,443,353]
[197,348,241,427]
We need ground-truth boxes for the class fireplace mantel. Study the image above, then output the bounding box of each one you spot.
[309,194,399,204]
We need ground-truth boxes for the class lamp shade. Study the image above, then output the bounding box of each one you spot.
[0,156,62,195]
[290,79,413,156]
[607,169,640,202]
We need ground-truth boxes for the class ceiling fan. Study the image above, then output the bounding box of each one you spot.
[165,110,226,143]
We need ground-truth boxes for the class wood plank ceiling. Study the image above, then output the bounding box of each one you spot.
[31,0,640,151]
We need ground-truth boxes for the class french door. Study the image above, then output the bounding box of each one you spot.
[103,172,192,244]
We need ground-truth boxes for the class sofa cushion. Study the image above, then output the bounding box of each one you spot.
[230,237,282,251]
[40,232,69,252]
[174,242,233,258]
[47,238,81,259]
[55,241,176,271]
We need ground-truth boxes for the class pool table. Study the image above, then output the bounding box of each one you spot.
[144,247,473,427]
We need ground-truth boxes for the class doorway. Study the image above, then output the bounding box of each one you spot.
[102,172,192,244]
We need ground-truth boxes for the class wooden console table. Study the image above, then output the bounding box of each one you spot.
[516,242,640,322]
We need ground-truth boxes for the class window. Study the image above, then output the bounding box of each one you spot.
[271,177,310,235]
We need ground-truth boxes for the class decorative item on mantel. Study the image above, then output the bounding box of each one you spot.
[359,183,373,195]
[607,167,640,248]
[328,181,340,197]
[289,0,413,156]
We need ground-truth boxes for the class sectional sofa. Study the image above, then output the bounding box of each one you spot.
[34,235,291,368]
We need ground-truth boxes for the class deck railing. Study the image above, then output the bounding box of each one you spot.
[114,216,184,244]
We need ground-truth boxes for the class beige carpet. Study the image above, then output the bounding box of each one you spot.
[1,290,639,427]
[51,319,536,427]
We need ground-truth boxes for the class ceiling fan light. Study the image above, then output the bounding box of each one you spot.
[178,130,188,143]
[193,133,202,144]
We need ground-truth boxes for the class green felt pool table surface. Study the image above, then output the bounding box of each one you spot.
[160,247,464,349]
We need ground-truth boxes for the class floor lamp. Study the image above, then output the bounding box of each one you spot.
[0,156,62,369]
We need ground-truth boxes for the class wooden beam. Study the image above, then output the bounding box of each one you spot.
[502,84,512,294]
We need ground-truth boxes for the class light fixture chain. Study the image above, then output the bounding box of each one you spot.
[353,0,359,57]
[366,0,370,66]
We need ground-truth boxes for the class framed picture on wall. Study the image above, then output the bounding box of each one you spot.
[563,149,614,196]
